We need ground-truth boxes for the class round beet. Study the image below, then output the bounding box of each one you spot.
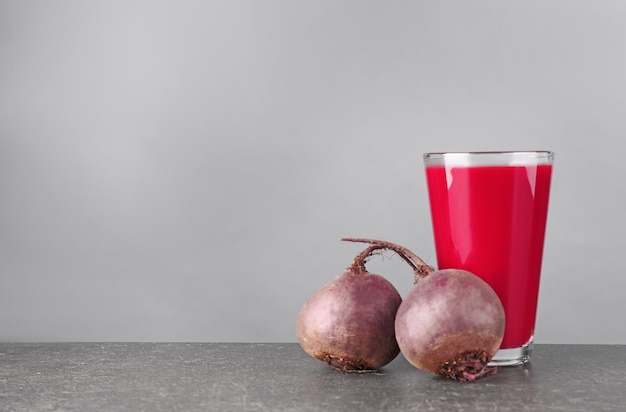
[395,269,505,381]
[296,239,429,372]
[296,269,401,372]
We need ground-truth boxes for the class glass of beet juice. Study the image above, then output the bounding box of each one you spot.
[423,151,554,366]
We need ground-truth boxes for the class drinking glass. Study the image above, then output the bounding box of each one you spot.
[423,151,554,366]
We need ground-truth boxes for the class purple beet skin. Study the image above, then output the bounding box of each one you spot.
[395,269,505,381]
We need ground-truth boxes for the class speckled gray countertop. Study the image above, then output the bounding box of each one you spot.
[0,343,624,411]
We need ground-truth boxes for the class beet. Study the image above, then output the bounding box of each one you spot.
[295,239,427,372]
[395,269,505,381]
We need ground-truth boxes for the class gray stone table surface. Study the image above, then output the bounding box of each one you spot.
[0,343,624,411]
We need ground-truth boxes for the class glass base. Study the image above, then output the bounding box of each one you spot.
[489,339,534,367]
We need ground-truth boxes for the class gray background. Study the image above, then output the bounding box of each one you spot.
[1,0,624,344]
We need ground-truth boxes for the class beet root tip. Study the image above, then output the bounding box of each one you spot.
[322,354,378,373]
[438,350,500,381]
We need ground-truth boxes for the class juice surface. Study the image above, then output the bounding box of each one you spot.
[425,164,552,348]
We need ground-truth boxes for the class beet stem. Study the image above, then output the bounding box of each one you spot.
[342,238,435,283]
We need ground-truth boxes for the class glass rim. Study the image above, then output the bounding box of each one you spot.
[423,151,554,166]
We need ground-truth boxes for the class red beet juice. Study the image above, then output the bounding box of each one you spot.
[425,161,552,349]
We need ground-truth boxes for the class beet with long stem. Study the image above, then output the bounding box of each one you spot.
[296,239,429,372]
